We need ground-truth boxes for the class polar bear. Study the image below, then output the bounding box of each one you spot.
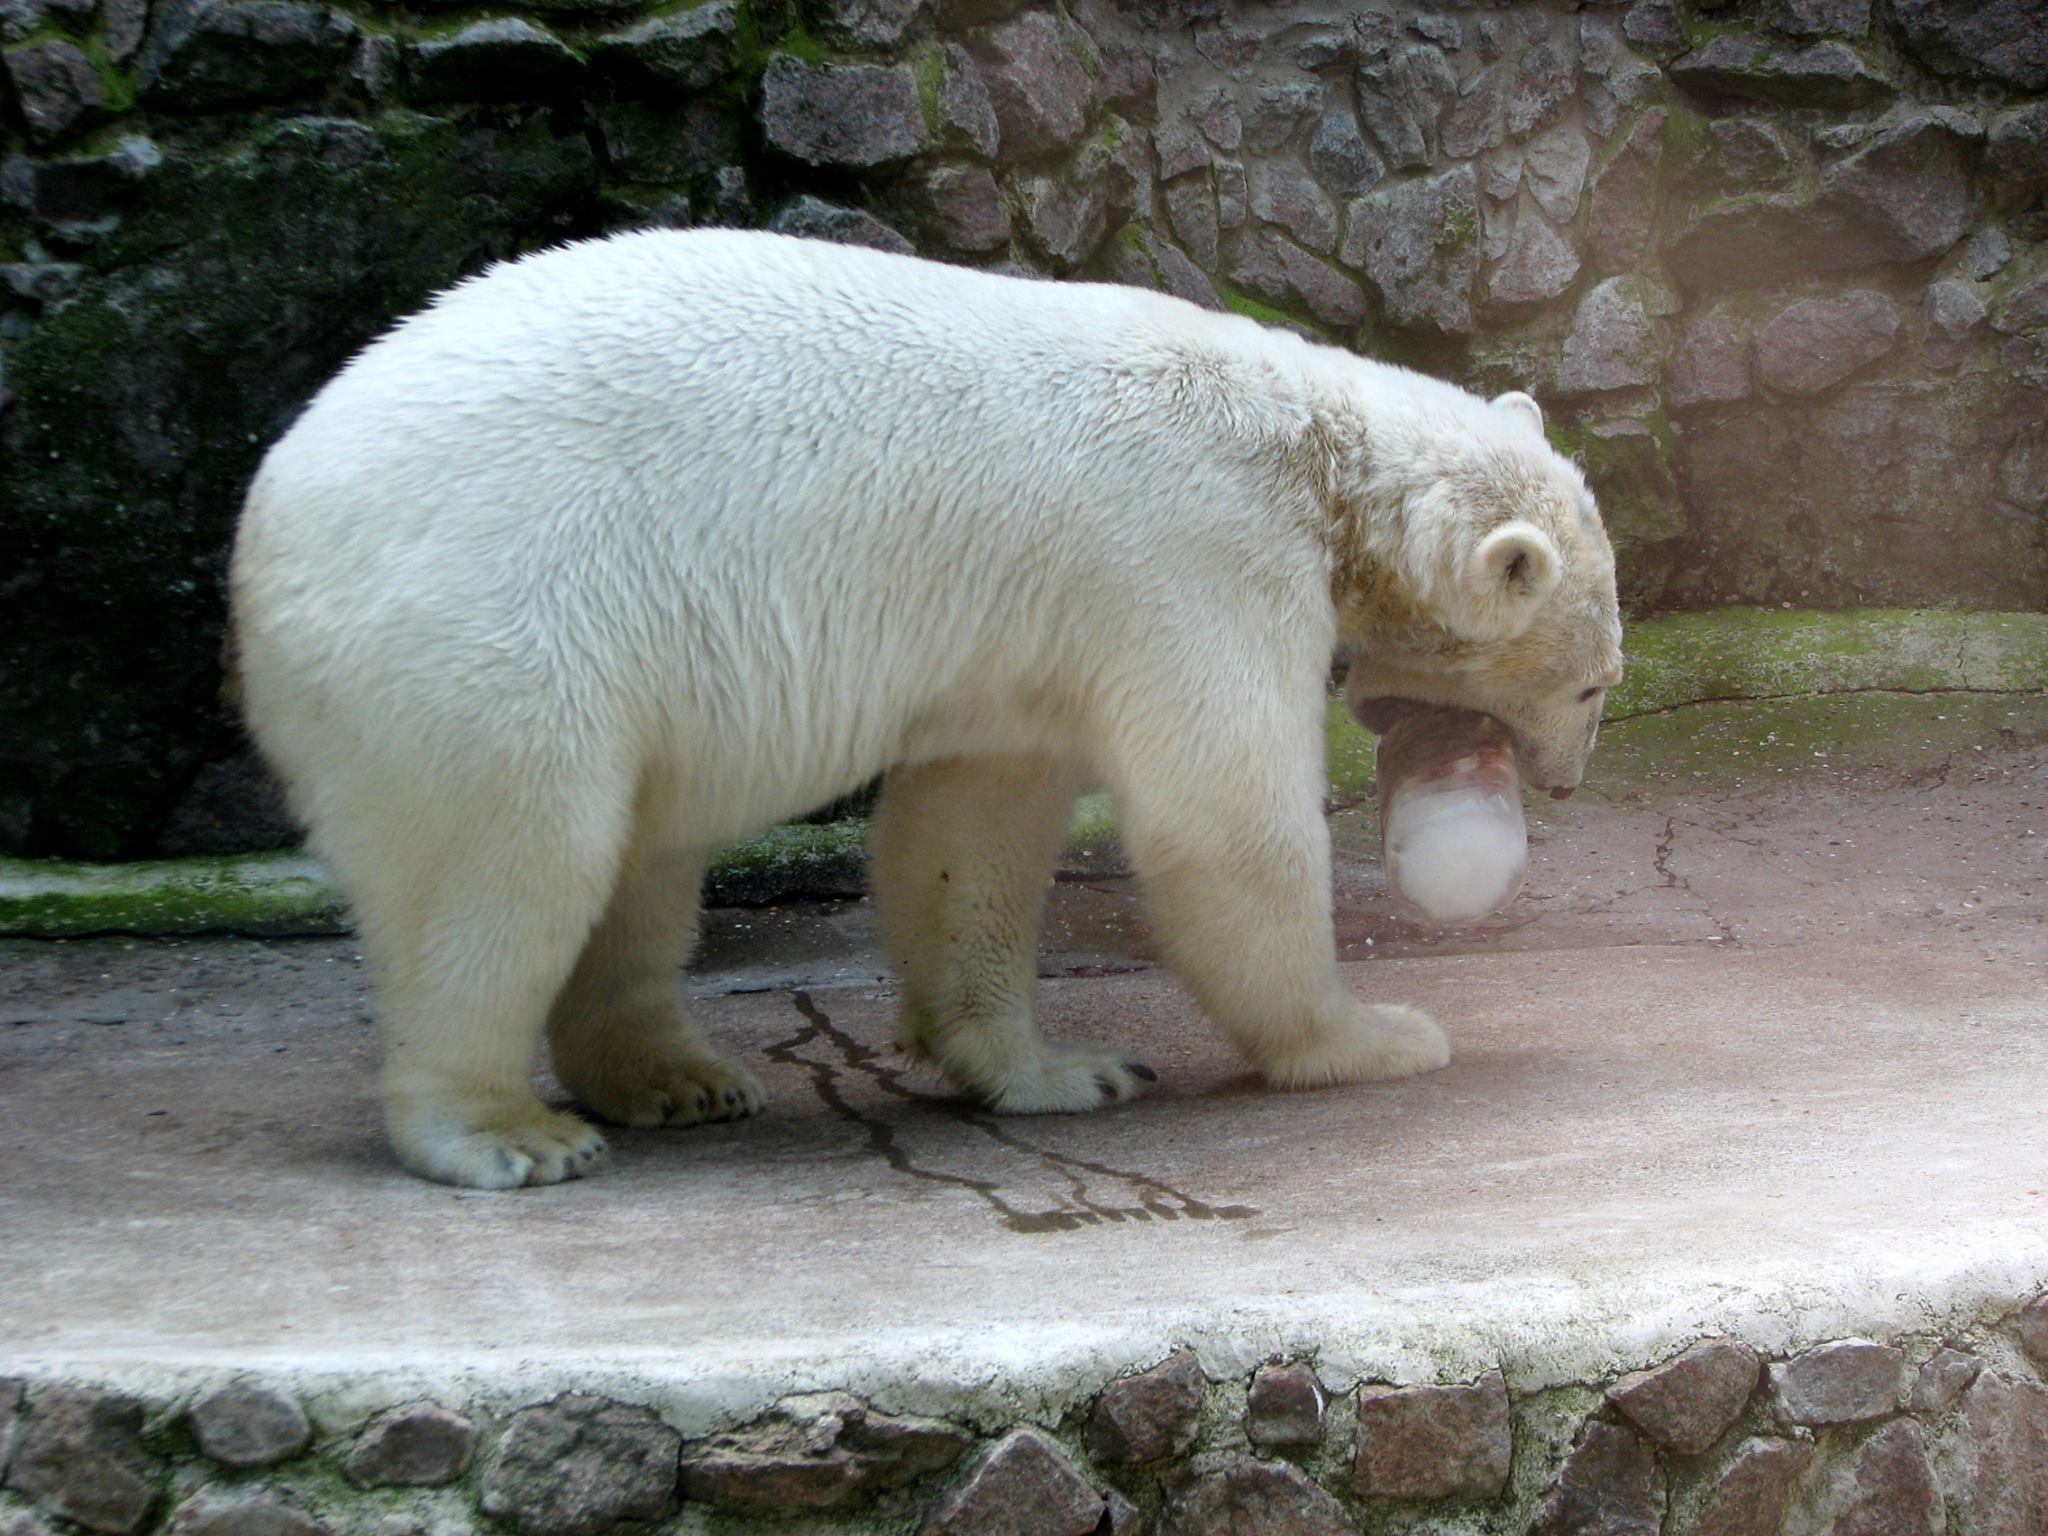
[230,229,1622,1189]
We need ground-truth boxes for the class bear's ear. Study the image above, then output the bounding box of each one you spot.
[1491,391,1545,438]
[1448,519,1563,641]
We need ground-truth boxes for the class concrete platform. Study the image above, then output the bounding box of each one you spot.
[4,696,2048,1532]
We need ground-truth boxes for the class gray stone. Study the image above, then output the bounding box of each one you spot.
[1489,210,1578,307]
[1102,1488,1142,1536]
[1247,1363,1324,1449]
[900,164,1010,252]
[1926,279,1987,346]
[1308,111,1384,197]
[921,1429,1103,1536]
[1698,118,1800,191]
[1154,119,1210,181]
[0,1378,20,1477]
[1671,1437,1811,1536]
[1772,0,1870,35]
[1556,278,1665,395]
[1963,227,2012,279]
[479,1396,680,1536]
[1192,24,1260,76]
[406,19,581,103]
[679,1393,967,1513]
[768,196,917,256]
[1355,41,1455,169]
[1413,13,1459,49]
[1244,79,1324,155]
[166,1493,329,1536]
[1144,234,1222,310]
[1767,1339,1902,1424]
[1815,112,1977,266]
[811,0,925,49]
[104,0,146,57]
[1085,1350,1205,1465]
[1214,159,1245,229]
[345,1403,476,1488]
[1190,87,1240,152]
[1510,39,1574,138]
[1755,290,1899,396]
[1288,26,1351,70]
[1093,40,1158,126]
[1160,1456,1356,1536]
[1164,176,1218,267]
[1352,1370,1511,1500]
[1251,163,1336,254]
[1947,1372,2048,1535]
[590,5,738,95]
[5,1386,157,1535]
[1623,0,1687,56]
[932,44,998,159]
[0,1512,55,1536]
[1987,102,2048,186]
[1668,307,1752,409]
[971,13,1092,162]
[2019,428,2048,508]
[1993,272,2048,339]
[1339,162,1481,333]
[1015,139,1122,272]
[137,0,359,110]
[759,57,926,168]
[1607,1340,1760,1455]
[1523,122,1590,222]
[1232,232,1366,329]
[2015,1292,2048,1364]
[1801,1418,1942,1535]
[189,1383,310,1469]
[596,97,736,184]
[1586,108,1662,273]
[1534,1421,1664,1536]
[3,40,112,146]
[1909,1346,1982,1412]
[1892,0,2048,89]
[1440,60,1509,160]
[1667,34,1893,109]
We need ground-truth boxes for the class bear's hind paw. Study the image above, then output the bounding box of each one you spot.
[977,1043,1154,1115]
[1261,1003,1449,1089]
[392,1100,611,1190]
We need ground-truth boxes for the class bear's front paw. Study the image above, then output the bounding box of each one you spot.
[564,1047,768,1129]
[976,1042,1156,1115]
[389,1096,611,1190]
[1260,1002,1449,1090]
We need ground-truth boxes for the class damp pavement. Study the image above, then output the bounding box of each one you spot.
[2,692,2046,1430]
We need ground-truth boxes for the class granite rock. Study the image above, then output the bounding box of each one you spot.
[478,1396,680,1536]
[767,196,917,255]
[1084,1351,1205,1465]
[165,1493,328,1536]
[345,1404,477,1488]
[590,5,738,95]
[1768,1340,1902,1425]
[1671,1437,1812,1536]
[1754,290,1899,396]
[1607,1340,1761,1455]
[4,40,113,145]
[1352,1370,1511,1500]
[921,1429,1103,1536]
[759,57,927,167]
[680,1393,967,1513]
[1556,277,1666,395]
[1307,110,1383,196]
[1668,306,1752,409]
[1339,162,1480,333]
[189,1384,311,1469]
[5,1386,158,1535]
[1534,1421,1664,1536]
[1160,1456,1356,1536]
[970,12,1092,162]
[1355,41,1454,169]
[1247,1363,1324,1450]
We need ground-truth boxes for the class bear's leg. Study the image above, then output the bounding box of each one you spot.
[545,845,766,1128]
[871,754,1150,1112]
[1116,730,1450,1088]
[346,819,620,1191]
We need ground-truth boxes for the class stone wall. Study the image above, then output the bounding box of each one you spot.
[9,1305,2048,1533]
[3,0,2045,858]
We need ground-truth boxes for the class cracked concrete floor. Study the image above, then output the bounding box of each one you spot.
[3,696,2046,1419]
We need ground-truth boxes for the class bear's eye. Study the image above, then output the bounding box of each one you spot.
[1578,686,1603,704]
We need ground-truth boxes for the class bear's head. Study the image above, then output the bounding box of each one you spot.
[1334,388,1623,797]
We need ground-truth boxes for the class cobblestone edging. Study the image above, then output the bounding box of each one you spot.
[9,1299,2048,1535]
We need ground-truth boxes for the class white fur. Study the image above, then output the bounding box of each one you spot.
[231,229,1615,1188]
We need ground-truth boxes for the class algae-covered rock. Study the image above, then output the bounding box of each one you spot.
[0,110,598,859]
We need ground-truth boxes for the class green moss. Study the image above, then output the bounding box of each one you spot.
[1096,113,1125,147]
[1609,608,2048,719]
[1438,196,1479,250]
[1324,691,1377,802]
[703,821,866,905]
[912,41,945,137]
[1069,32,1100,76]
[0,853,348,938]
[773,17,826,64]
[78,36,136,112]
